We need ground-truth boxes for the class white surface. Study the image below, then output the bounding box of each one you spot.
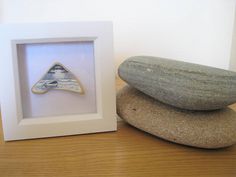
[17,42,97,118]
[0,22,116,140]
[0,0,2,22]
[230,8,236,71]
[0,0,236,69]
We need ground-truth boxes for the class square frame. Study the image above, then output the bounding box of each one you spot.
[0,22,117,140]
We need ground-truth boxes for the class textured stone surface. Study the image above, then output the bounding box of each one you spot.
[118,56,236,110]
[117,85,236,149]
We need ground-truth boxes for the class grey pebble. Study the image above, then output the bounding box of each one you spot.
[118,56,236,110]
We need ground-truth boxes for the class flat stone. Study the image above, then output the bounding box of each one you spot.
[118,56,236,110]
[117,85,236,149]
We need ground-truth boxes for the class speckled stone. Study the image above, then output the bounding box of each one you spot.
[117,85,236,149]
[118,56,236,110]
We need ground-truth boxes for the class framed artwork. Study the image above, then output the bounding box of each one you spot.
[0,22,117,140]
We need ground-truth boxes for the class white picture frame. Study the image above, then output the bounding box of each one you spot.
[0,22,117,141]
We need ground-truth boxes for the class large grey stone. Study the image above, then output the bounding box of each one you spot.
[118,56,236,110]
[117,85,236,149]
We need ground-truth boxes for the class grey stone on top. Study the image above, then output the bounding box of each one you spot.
[118,56,236,111]
[117,85,236,149]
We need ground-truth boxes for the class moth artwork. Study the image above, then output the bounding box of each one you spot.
[32,62,84,94]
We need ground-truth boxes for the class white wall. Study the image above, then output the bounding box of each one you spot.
[1,0,236,70]
[230,7,236,71]
[0,0,3,22]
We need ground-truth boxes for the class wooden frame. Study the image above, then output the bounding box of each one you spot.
[0,22,117,141]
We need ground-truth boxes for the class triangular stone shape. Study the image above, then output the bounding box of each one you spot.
[32,62,84,94]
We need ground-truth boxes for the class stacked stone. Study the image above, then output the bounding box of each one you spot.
[117,56,236,149]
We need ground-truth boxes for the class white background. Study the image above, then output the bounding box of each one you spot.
[0,0,236,70]
[230,7,236,70]
[18,41,97,118]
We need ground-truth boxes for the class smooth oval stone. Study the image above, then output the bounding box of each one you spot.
[118,56,236,110]
[117,85,236,149]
